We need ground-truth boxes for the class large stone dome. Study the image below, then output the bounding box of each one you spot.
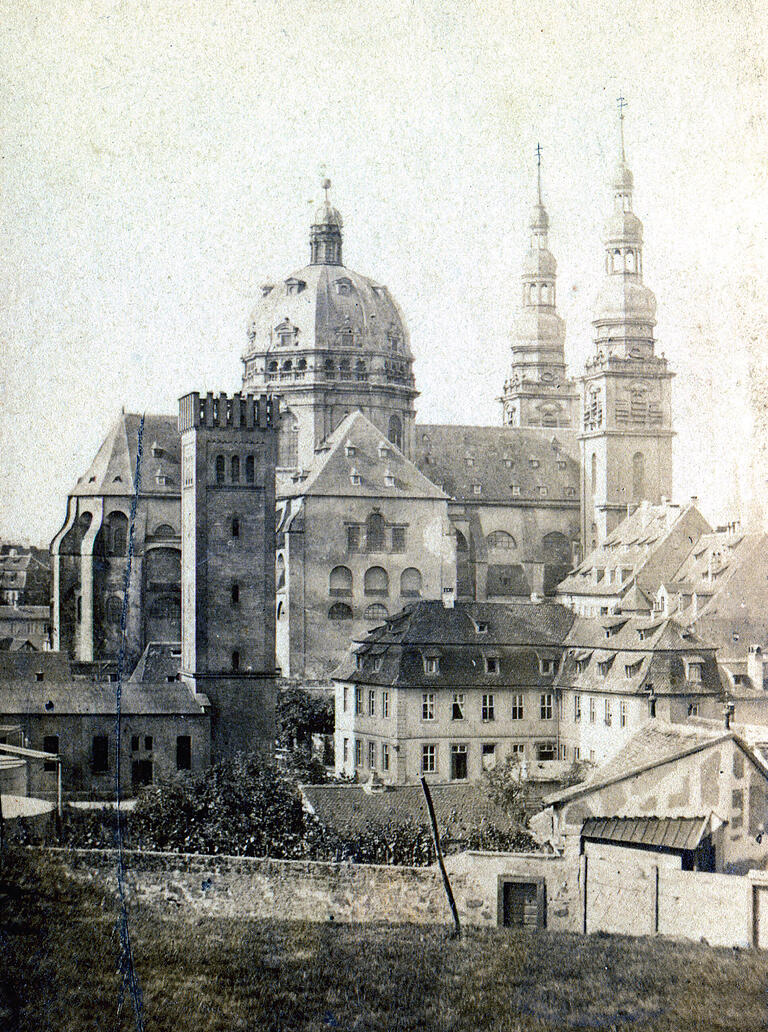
[243,263,412,360]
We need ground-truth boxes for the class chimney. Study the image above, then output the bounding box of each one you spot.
[442,586,455,609]
[748,645,765,690]
[723,700,735,730]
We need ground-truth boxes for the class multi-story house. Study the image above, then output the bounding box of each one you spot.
[333,599,575,784]
[556,614,724,765]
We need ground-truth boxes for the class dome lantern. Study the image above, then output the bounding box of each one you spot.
[310,177,344,266]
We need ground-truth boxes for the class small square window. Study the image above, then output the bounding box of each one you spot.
[511,484,521,496]
[145,736,153,751]
[485,656,499,675]
[424,656,440,675]
[472,484,482,496]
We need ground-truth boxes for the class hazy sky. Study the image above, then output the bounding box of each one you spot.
[0,0,766,544]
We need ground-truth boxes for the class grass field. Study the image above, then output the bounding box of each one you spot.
[2,848,768,1031]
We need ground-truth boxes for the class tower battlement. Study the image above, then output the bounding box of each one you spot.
[178,391,279,433]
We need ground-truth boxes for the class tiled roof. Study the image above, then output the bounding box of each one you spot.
[546,721,730,805]
[284,411,446,501]
[413,425,580,504]
[301,781,520,839]
[129,642,182,683]
[0,651,71,680]
[557,501,711,598]
[556,616,723,697]
[0,680,208,716]
[72,413,180,498]
[334,600,575,687]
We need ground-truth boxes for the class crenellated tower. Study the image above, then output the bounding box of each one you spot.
[179,391,279,761]
[502,146,578,429]
[579,99,675,552]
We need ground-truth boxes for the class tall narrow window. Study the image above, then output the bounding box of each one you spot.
[216,455,225,484]
[366,513,385,552]
[176,735,191,771]
[632,451,645,502]
[232,517,240,538]
[231,650,240,672]
[231,456,240,483]
[591,453,597,495]
[92,735,109,773]
[43,735,59,772]
[245,455,255,483]
[231,582,240,605]
[388,415,403,451]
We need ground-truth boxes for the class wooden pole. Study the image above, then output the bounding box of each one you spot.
[420,777,461,938]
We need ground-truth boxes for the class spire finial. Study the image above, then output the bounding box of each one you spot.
[617,95,628,161]
[322,177,332,202]
[535,142,543,205]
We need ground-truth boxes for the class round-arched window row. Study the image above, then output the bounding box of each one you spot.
[214,454,258,485]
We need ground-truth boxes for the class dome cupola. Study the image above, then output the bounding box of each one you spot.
[310,178,343,266]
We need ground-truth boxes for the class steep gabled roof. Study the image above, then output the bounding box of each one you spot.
[72,413,179,498]
[557,501,712,598]
[284,411,446,501]
[128,642,182,683]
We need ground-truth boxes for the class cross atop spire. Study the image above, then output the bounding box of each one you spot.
[535,142,543,204]
[617,95,628,161]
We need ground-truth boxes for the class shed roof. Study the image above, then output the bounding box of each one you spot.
[581,815,710,852]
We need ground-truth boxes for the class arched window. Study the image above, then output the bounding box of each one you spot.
[591,453,597,495]
[400,567,422,597]
[364,567,389,597]
[232,517,240,538]
[276,554,286,591]
[328,602,353,621]
[329,565,353,597]
[364,603,388,621]
[232,650,240,672]
[147,595,180,623]
[106,595,122,624]
[268,360,278,373]
[626,250,636,272]
[366,512,385,552]
[231,582,240,604]
[282,359,292,372]
[632,452,645,501]
[339,359,350,378]
[388,415,403,451]
[277,410,299,468]
[105,512,129,556]
[231,456,240,483]
[276,600,284,620]
[245,456,255,484]
[297,358,307,371]
[486,530,516,551]
[216,455,225,485]
[153,524,176,539]
[455,529,469,553]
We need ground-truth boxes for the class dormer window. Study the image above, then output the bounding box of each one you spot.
[474,620,488,634]
[625,660,642,678]
[485,656,500,675]
[465,457,475,467]
[472,484,482,496]
[503,458,513,468]
[151,442,163,458]
[285,278,306,295]
[511,484,520,496]
[539,657,556,676]
[539,486,548,497]
[335,277,353,296]
[529,458,540,469]
[349,468,362,486]
[557,460,567,470]
[260,284,274,297]
[684,657,704,683]
[423,655,440,675]
[345,442,355,458]
[378,442,390,460]
[384,470,395,488]
[597,659,613,676]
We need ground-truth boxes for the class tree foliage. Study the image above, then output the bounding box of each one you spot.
[277,687,334,750]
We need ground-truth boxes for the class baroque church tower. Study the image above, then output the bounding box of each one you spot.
[241,180,418,475]
[579,101,674,551]
[502,148,578,429]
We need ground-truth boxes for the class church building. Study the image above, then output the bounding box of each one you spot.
[49,106,678,682]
